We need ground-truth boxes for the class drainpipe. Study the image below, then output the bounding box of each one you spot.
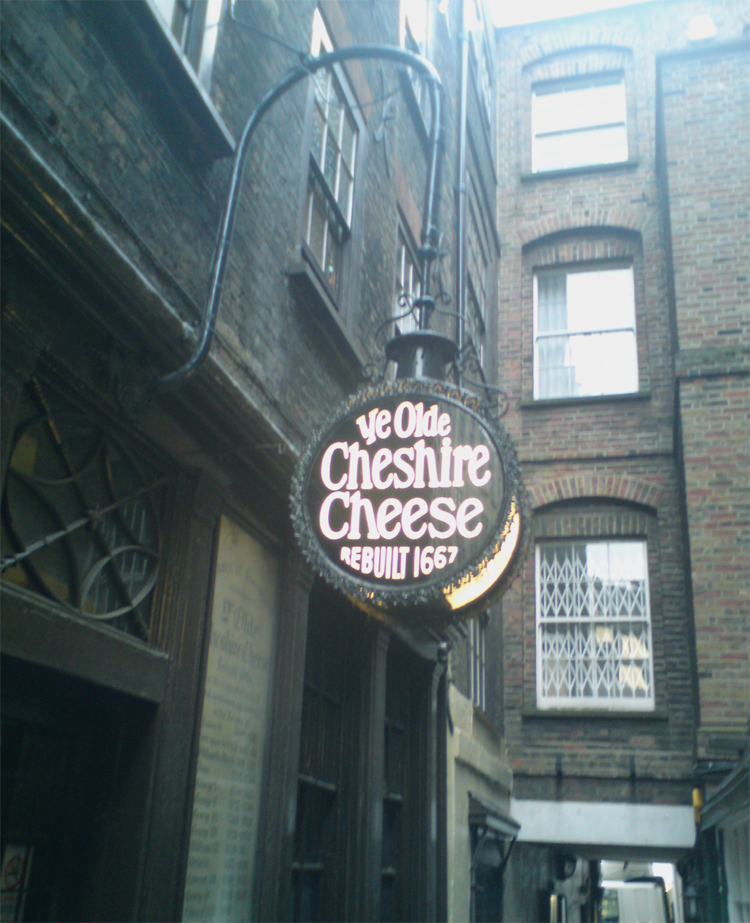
[455,0,470,387]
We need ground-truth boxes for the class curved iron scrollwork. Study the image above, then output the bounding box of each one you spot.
[1,380,167,640]
[453,342,510,421]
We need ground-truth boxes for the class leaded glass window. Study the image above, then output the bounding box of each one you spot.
[1,379,166,640]
[536,540,654,710]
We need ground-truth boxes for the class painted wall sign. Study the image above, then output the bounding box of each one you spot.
[291,380,528,624]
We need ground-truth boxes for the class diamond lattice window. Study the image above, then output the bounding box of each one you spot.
[536,540,653,710]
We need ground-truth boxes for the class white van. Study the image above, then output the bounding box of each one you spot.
[599,878,670,923]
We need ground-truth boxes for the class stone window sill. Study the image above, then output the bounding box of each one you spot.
[521,158,640,182]
[520,391,651,411]
[288,252,366,375]
[521,705,668,721]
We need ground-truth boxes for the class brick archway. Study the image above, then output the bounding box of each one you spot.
[528,474,663,511]
[519,209,651,249]
[520,36,637,69]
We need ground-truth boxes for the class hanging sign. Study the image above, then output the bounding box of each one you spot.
[291,380,528,624]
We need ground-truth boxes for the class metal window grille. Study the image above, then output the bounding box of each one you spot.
[533,265,638,400]
[532,76,628,173]
[536,540,654,709]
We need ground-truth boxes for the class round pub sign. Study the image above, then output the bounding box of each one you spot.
[291,380,528,624]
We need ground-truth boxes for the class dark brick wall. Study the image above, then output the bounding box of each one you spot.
[494,0,749,807]
[0,0,467,450]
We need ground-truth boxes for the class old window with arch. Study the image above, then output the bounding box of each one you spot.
[521,46,637,176]
[532,502,658,712]
[523,230,646,402]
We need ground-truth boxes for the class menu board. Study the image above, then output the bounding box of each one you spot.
[182,517,279,922]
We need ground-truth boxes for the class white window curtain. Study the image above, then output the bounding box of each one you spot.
[534,265,638,399]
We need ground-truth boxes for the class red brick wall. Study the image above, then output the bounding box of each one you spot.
[495,0,749,802]
[661,40,750,759]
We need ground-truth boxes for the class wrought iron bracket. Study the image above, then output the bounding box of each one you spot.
[145,37,446,401]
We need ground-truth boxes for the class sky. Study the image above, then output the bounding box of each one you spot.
[490,0,653,28]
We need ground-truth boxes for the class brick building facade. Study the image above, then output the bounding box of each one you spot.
[494,2,749,919]
[1,0,747,920]
[0,0,516,920]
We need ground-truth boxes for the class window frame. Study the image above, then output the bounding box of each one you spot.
[83,1,234,162]
[531,72,628,174]
[148,0,223,91]
[535,538,655,712]
[532,260,638,401]
[299,9,364,311]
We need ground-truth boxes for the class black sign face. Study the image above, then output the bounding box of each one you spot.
[291,380,527,624]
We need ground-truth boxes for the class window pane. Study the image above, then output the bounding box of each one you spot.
[307,187,327,267]
[324,131,338,190]
[337,168,352,222]
[311,104,325,165]
[325,225,341,291]
[567,330,638,396]
[315,70,331,109]
[567,268,634,331]
[341,112,356,171]
[395,231,421,335]
[535,267,637,398]
[532,79,627,172]
[534,125,627,172]
[537,273,567,333]
[534,80,626,134]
